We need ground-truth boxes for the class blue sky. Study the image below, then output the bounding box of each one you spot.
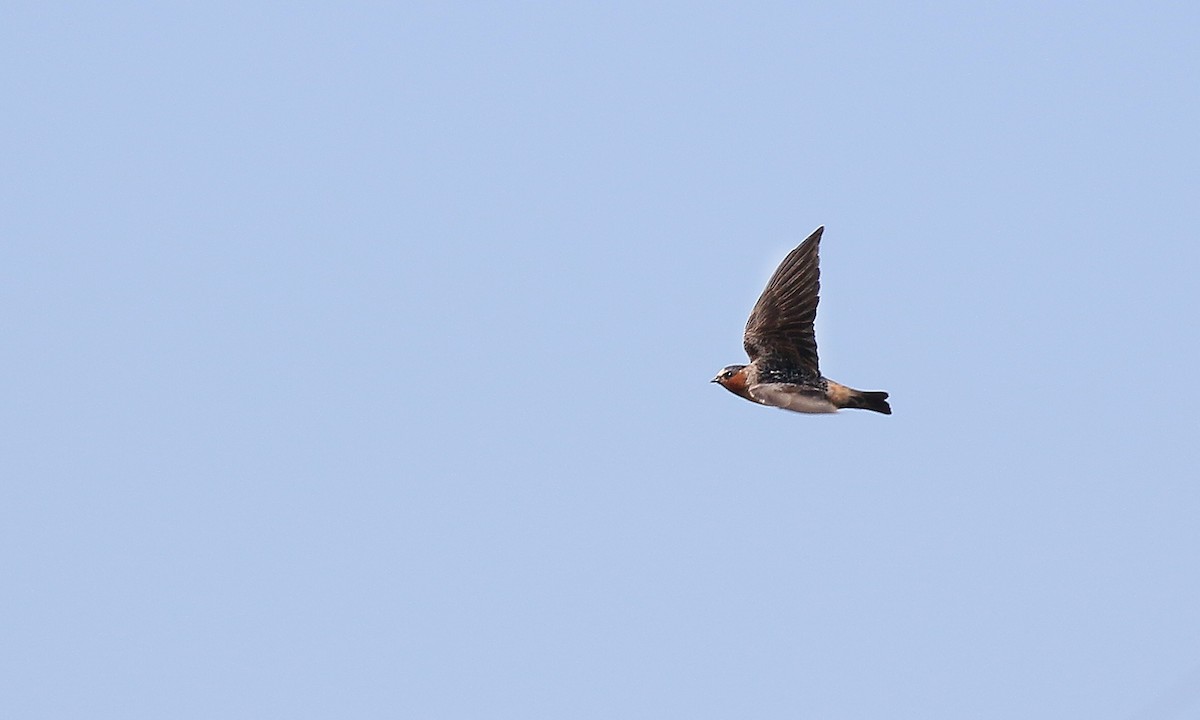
[3,3,1199,718]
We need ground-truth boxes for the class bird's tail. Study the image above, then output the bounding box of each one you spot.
[850,390,891,415]
[840,389,891,415]
[827,381,892,415]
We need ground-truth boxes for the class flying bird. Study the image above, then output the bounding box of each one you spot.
[712,226,891,415]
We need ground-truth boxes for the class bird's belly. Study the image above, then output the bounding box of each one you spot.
[749,383,837,414]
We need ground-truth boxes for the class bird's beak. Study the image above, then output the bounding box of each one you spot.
[710,377,720,383]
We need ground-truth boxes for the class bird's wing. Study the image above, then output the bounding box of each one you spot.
[748,383,838,413]
[743,226,822,375]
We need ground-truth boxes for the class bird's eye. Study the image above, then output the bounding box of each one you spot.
[723,370,735,379]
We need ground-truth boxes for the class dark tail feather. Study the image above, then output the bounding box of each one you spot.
[853,390,891,415]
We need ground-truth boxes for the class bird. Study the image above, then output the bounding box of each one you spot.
[712,226,891,415]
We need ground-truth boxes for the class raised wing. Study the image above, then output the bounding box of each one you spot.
[743,226,822,375]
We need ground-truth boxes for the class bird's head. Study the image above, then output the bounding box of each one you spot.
[711,364,751,399]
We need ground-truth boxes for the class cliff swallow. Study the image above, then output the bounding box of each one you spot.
[712,226,891,415]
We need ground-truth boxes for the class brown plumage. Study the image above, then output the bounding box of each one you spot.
[712,226,891,415]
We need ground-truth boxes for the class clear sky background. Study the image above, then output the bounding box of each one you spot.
[3,3,1199,718]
